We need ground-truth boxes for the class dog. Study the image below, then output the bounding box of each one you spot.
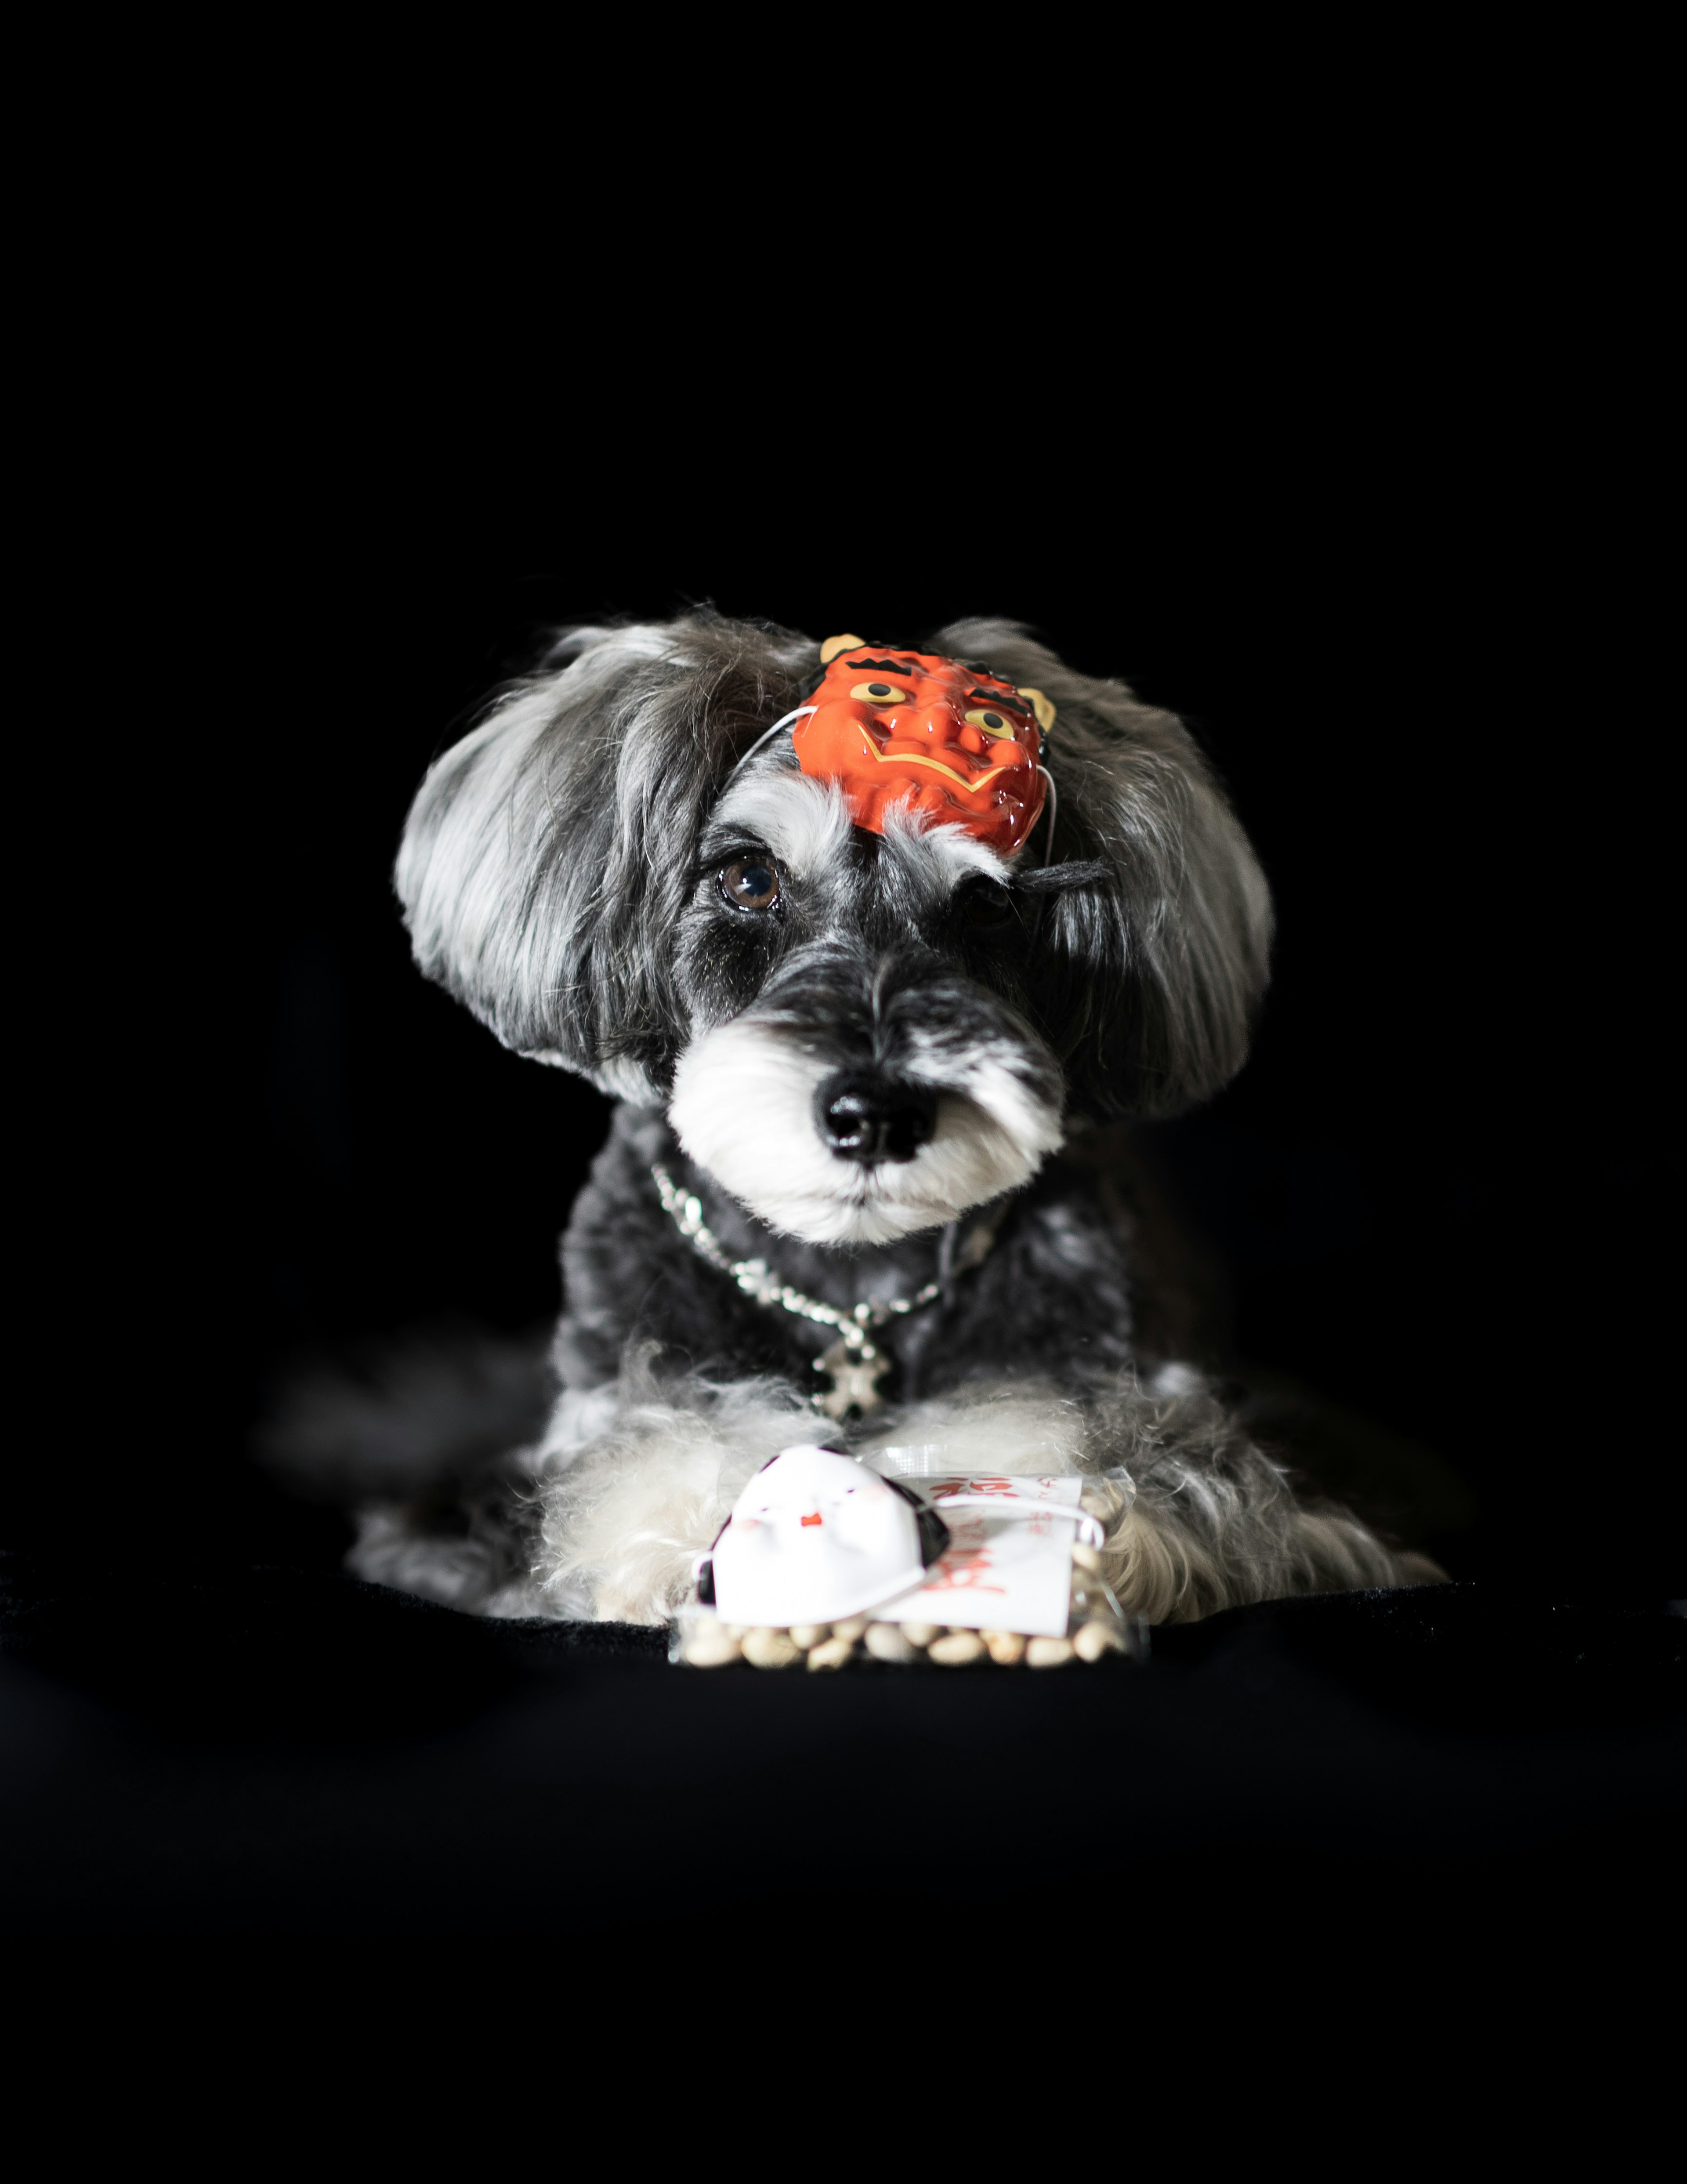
[287,609,1434,1627]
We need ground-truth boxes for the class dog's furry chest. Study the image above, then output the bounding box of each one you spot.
[553,1104,1141,1407]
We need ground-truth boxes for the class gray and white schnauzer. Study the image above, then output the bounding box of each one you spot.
[294,610,1435,1626]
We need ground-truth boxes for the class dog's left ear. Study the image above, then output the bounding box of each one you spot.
[931,619,1274,1120]
[395,614,814,1103]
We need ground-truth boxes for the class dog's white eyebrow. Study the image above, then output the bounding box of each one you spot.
[710,767,1017,895]
[708,765,855,879]
[878,801,1014,893]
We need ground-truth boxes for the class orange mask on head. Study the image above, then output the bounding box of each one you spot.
[792,639,1053,856]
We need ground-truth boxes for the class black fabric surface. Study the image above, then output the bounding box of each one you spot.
[4,1553,1682,1938]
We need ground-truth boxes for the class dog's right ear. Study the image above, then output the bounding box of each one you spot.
[395,615,814,1104]
[930,618,1274,1120]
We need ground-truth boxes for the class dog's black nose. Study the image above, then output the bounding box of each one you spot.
[816,1073,937,1164]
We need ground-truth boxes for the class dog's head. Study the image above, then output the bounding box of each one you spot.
[396,611,1271,1245]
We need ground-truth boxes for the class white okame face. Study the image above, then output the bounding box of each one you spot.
[666,772,1066,1245]
[708,1445,931,1626]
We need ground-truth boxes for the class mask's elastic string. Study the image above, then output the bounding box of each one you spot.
[930,1489,1107,1549]
[731,706,816,779]
[1038,766,1058,865]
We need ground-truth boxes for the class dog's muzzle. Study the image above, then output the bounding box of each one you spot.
[815,1071,937,1165]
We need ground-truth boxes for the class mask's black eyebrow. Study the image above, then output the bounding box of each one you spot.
[844,657,920,675]
[1011,859,1109,895]
[967,688,1029,711]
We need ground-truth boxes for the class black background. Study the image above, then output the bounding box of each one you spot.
[7,116,1682,1948]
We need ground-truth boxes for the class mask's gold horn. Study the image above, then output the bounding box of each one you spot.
[1017,687,1057,735]
[818,633,865,665]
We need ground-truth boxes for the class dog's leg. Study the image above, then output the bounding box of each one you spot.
[1092,1369,1421,1622]
[533,1370,816,1623]
[1100,1493,1412,1623]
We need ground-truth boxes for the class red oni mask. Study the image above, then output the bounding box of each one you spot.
[792,642,1051,855]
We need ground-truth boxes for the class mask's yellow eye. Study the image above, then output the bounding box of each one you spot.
[964,707,1022,740]
[850,680,910,705]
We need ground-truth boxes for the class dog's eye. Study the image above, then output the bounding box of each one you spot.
[959,880,1015,931]
[850,681,910,706]
[964,707,1020,741]
[720,857,782,913]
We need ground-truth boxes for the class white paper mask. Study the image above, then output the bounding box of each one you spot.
[708,1445,934,1628]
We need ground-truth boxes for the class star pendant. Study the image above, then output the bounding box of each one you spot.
[813,1337,891,1421]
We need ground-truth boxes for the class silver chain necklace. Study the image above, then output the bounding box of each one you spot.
[651,1162,996,1420]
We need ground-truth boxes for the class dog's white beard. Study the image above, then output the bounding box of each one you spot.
[668,1020,1064,1244]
